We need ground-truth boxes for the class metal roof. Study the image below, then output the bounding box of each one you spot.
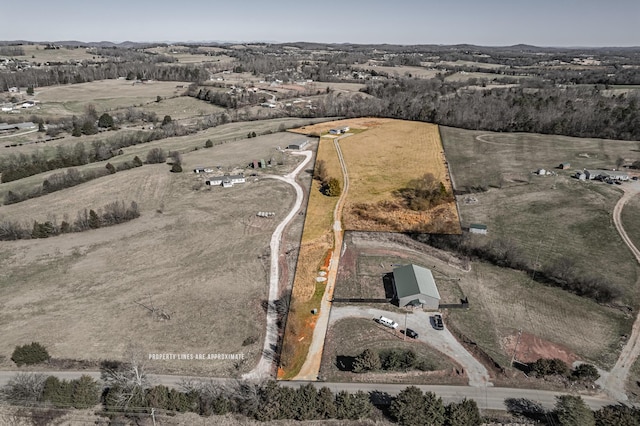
[393,264,440,301]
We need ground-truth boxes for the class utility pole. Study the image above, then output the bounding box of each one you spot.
[403,312,408,341]
[511,329,522,366]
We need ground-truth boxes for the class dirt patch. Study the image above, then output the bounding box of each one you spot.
[503,332,580,365]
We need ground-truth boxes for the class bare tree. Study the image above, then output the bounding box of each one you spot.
[101,345,149,410]
[1,373,46,406]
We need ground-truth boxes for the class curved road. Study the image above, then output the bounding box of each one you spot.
[242,151,312,380]
[599,180,640,401]
[293,135,351,380]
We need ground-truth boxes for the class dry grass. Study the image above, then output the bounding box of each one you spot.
[287,117,393,137]
[111,96,225,121]
[320,318,466,384]
[338,120,460,233]
[353,64,440,79]
[448,262,630,369]
[10,44,101,63]
[33,79,190,116]
[621,196,640,251]
[0,134,313,377]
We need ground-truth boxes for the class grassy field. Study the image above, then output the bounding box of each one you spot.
[0,134,315,376]
[442,126,640,302]
[338,120,460,233]
[353,64,439,79]
[319,318,466,384]
[9,44,101,63]
[0,118,329,203]
[448,262,630,370]
[621,196,640,251]
[32,79,190,116]
[110,96,226,121]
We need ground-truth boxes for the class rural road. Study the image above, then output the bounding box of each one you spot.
[328,306,493,387]
[293,134,351,380]
[0,370,614,411]
[599,180,640,401]
[242,150,313,380]
[0,128,38,139]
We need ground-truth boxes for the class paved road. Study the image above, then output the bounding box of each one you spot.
[599,180,640,401]
[294,135,350,380]
[0,370,614,411]
[242,151,313,380]
[329,306,493,387]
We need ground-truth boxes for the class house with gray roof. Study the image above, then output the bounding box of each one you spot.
[392,264,440,309]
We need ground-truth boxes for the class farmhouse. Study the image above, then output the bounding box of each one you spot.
[329,126,350,135]
[392,264,441,309]
[287,140,309,150]
[206,174,246,188]
[469,223,488,235]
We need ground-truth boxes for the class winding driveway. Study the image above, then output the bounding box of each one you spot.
[242,150,312,380]
[599,180,640,401]
[293,135,351,380]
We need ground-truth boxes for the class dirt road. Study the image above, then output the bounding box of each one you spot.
[242,151,312,380]
[599,180,640,401]
[293,135,351,380]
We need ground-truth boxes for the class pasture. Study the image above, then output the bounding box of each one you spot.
[441,126,640,302]
[0,133,312,377]
[8,44,100,63]
[33,79,190,116]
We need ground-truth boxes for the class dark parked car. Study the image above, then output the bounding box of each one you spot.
[404,328,419,339]
[433,314,444,330]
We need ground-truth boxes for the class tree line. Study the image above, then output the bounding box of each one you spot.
[0,200,140,240]
[412,233,620,303]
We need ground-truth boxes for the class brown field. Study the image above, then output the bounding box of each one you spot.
[441,126,640,301]
[338,120,460,233]
[110,96,226,121]
[288,117,393,137]
[0,118,329,202]
[33,79,191,116]
[352,64,439,79]
[320,318,466,384]
[0,133,313,377]
[10,44,103,63]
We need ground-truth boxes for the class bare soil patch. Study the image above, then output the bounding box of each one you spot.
[502,332,579,365]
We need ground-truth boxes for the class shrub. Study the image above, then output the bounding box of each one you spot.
[171,163,183,173]
[132,155,143,167]
[530,358,569,377]
[106,162,116,174]
[205,139,213,148]
[12,342,50,366]
[146,147,166,164]
[572,363,600,381]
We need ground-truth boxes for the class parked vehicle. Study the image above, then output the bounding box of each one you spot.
[404,328,419,339]
[376,316,399,329]
[433,314,444,330]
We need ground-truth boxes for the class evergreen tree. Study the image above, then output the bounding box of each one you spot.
[446,399,482,426]
[353,348,381,373]
[555,395,595,426]
[72,375,100,409]
[98,113,114,128]
[88,209,100,229]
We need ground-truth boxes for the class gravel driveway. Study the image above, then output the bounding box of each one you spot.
[329,306,493,387]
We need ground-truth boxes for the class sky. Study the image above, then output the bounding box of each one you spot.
[2,0,639,47]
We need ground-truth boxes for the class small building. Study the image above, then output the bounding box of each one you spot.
[559,162,571,169]
[287,140,309,150]
[585,169,629,181]
[252,160,259,169]
[469,224,488,235]
[193,167,213,174]
[259,159,266,169]
[329,126,350,135]
[8,87,18,93]
[575,171,586,181]
[392,264,441,309]
[537,168,546,176]
[206,174,245,188]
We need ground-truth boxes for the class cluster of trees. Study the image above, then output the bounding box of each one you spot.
[314,160,342,197]
[11,342,50,366]
[391,387,480,426]
[506,394,640,426]
[0,200,140,241]
[1,373,100,410]
[349,348,435,373]
[396,173,454,211]
[529,358,600,382]
[413,233,619,303]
